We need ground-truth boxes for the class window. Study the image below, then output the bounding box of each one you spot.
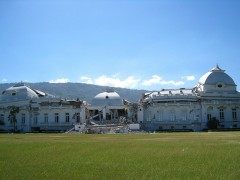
[195,114,199,121]
[156,111,163,121]
[207,113,212,121]
[232,108,237,121]
[170,111,175,121]
[76,113,80,123]
[217,83,224,88]
[21,114,26,124]
[55,113,59,123]
[10,116,14,125]
[145,111,151,122]
[65,113,70,123]
[0,114,4,120]
[33,114,38,124]
[44,113,48,123]
[0,114,4,124]
[182,111,187,121]
[219,108,224,120]
[207,107,213,121]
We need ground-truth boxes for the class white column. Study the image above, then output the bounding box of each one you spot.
[137,106,144,123]
[103,107,106,120]
[80,108,86,124]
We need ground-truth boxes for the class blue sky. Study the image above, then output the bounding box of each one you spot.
[1,0,240,91]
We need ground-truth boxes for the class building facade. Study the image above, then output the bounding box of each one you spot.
[137,65,240,131]
[86,91,129,124]
[1,65,240,133]
[0,83,86,132]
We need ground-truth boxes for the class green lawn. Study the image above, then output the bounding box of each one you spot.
[0,132,240,180]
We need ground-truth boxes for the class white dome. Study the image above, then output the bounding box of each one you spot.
[199,66,235,86]
[1,83,47,102]
[91,92,123,106]
[198,65,237,93]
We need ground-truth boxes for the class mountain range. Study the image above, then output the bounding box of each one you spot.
[0,83,149,102]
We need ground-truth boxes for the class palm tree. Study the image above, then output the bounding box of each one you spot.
[8,106,20,132]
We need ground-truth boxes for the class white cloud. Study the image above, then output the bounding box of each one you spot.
[1,78,7,82]
[181,75,195,81]
[142,75,162,86]
[80,74,186,88]
[79,75,140,88]
[49,78,70,83]
[80,76,93,84]
[142,75,184,86]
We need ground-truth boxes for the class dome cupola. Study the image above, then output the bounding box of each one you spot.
[0,83,48,103]
[91,91,123,106]
[197,65,237,93]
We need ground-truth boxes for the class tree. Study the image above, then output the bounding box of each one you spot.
[8,106,20,132]
[207,117,219,130]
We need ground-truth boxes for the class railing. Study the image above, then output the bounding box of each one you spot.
[32,122,73,127]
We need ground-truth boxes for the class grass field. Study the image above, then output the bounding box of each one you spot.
[0,132,240,180]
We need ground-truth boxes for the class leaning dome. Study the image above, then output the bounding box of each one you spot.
[2,83,38,97]
[91,91,123,106]
[0,83,44,103]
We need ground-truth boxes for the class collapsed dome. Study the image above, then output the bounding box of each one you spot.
[198,65,237,93]
[1,83,47,102]
[91,91,124,106]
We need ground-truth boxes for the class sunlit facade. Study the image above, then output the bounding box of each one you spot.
[137,65,240,131]
[1,66,240,133]
[0,83,86,132]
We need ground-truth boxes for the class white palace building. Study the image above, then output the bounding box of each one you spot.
[137,65,240,131]
[0,65,240,132]
[0,83,86,132]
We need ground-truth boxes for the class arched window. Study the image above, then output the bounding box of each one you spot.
[207,107,213,121]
